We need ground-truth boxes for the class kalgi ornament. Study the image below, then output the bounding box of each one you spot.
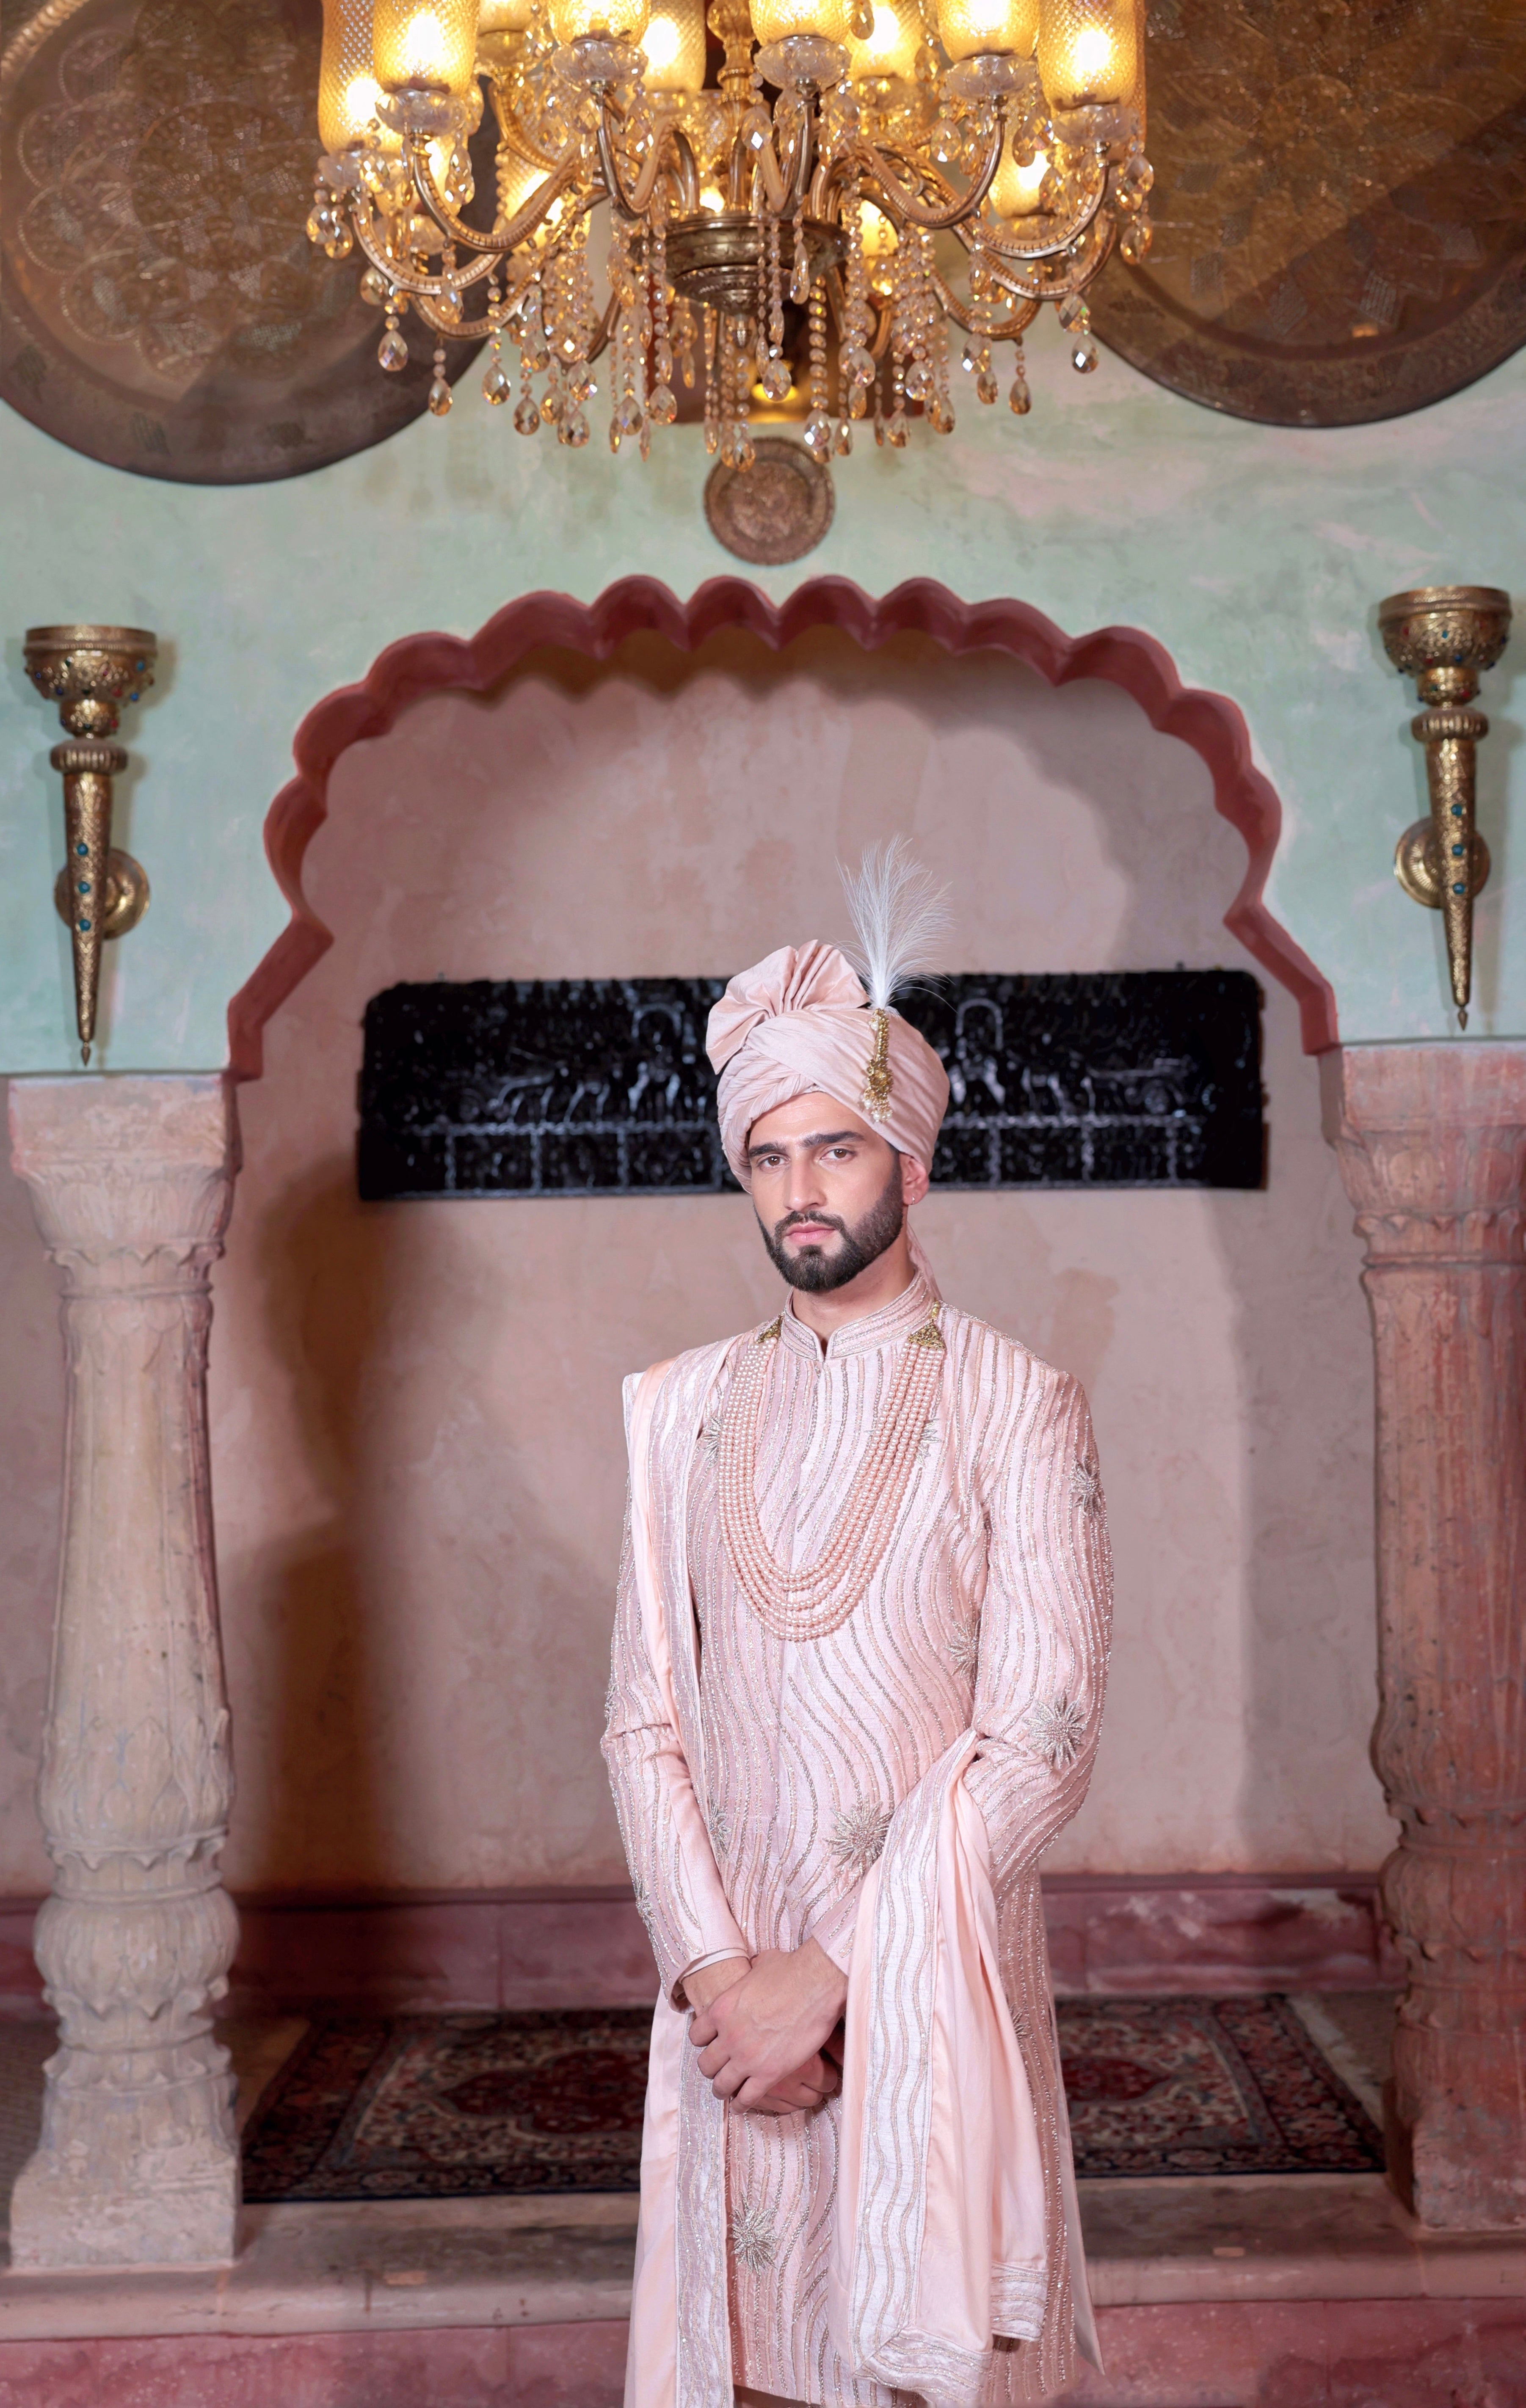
[307,0,1150,466]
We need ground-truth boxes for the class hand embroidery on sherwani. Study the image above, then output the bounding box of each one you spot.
[946,1618,980,1675]
[1069,1460,1102,1516]
[1026,1694,1088,1771]
[707,1796,732,1854]
[828,1796,892,1873]
[730,2200,778,2270]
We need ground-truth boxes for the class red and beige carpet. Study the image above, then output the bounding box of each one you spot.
[240,1994,1384,2203]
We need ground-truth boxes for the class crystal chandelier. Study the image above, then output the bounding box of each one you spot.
[309,0,1151,464]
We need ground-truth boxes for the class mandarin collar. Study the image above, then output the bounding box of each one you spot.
[777,1270,935,1364]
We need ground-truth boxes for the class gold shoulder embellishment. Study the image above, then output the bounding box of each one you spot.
[907,1300,944,1350]
[757,1315,783,1344]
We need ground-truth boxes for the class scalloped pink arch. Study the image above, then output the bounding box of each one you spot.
[229,573,1337,1079]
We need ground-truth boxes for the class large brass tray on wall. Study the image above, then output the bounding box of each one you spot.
[0,0,479,483]
[1090,0,1526,427]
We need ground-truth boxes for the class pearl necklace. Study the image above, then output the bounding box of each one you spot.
[717,1301,945,1643]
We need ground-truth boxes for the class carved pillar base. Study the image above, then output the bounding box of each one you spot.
[1324,1043,1526,2229]
[7,1075,241,2268]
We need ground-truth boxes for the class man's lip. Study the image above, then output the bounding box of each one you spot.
[786,1221,836,1240]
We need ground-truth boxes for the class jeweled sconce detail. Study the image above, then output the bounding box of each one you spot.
[23,625,156,1066]
[1379,584,1511,1030]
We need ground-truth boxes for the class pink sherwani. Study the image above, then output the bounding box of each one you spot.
[603,1271,1111,2408]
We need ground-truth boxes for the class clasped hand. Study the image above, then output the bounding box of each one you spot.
[685,1942,847,2117]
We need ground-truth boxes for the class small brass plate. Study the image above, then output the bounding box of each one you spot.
[54,848,149,940]
[1394,821,1490,911]
[704,436,834,565]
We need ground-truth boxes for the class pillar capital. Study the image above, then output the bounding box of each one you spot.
[6,1073,242,2268]
[1323,1040,1526,2229]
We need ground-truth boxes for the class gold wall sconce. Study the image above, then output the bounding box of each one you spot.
[23,625,156,1066]
[1379,584,1512,1030]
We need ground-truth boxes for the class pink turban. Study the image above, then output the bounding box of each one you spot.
[706,940,950,1189]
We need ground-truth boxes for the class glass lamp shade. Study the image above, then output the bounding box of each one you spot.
[479,0,535,24]
[1036,0,1135,111]
[988,138,1048,217]
[549,0,650,41]
[935,0,1035,62]
[318,0,383,149]
[640,0,706,90]
[845,0,921,80]
[373,0,481,94]
[749,0,851,47]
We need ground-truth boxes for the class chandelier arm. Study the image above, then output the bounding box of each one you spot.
[665,124,702,215]
[597,106,687,220]
[406,137,590,255]
[950,167,1109,267]
[930,267,1038,340]
[976,209,1115,301]
[348,202,488,300]
[486,72,560,174]
[846,115,1005,233]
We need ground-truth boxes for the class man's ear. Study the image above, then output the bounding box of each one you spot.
[900,1152,931,1209]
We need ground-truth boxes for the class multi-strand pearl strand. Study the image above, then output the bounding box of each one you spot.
[718,1307,946,1644]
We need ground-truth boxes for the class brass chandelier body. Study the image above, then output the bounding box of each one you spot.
[310,0,1152,465]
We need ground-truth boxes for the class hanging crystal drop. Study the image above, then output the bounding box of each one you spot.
[482,360,512,404]
[428,376,452,415]
[903,357,930,402]
[1009,372,1032,415]
[1119,218,1153,265]
[833,417,852,456]
[760,357,792,402]
[977,368,999,405]
[802,408,833,458]
[561,409,591,447]
[1070,337,1098,373]
[377,328,409,372]
[513,393,541,434]
[359,267,389,308]
[647,384,677,425]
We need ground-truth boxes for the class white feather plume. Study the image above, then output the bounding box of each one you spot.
[839,839,952,1010]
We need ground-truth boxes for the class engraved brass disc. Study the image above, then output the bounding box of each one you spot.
[53,849,150,940]
[1394,822,1490,911]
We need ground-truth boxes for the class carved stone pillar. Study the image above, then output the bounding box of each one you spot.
[1323,1042,1526,2229]
[6,1075,241,2267]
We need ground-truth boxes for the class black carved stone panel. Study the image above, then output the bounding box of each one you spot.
[357,971,1264,1201]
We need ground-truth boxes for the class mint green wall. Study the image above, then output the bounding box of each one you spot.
[2,315,1523,1073]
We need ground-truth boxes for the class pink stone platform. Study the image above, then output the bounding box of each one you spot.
[0,2174,1519,2405]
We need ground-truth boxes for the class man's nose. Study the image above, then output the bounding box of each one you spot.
[786,1156,828,1212]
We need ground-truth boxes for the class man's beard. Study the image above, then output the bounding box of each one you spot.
[760,1159,906,1293]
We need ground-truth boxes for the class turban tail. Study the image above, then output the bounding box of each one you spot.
[706,940,951,1192]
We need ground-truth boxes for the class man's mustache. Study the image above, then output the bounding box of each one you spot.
[773,1210,848,1243]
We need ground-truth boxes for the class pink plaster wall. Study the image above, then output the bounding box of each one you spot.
[0,628,1389,1892]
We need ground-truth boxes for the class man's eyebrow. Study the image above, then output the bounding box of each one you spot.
[746,1130,861,1159]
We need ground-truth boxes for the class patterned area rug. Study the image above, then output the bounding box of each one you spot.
[1058,1995,1384,2179]
[240,1996,1383,2204]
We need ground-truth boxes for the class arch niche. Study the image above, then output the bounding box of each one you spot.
[227,574,1337,1074]
[209,573,1378,1907]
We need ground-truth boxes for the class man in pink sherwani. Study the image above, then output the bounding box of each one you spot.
[604,860,1112,2408]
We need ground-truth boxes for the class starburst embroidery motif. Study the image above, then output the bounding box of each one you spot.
[829,1797,892,1874]
[730,2200,778,2272]
[1026,1695,1087,1772]
[631,1875,657,1941]
[947,1620,981,1675]
[707,1796,732,1854]
[1069,1460,1102,1517]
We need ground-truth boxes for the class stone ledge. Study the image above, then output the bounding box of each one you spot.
[0,2178,1518,2345]
[0,1876,1404,2017]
